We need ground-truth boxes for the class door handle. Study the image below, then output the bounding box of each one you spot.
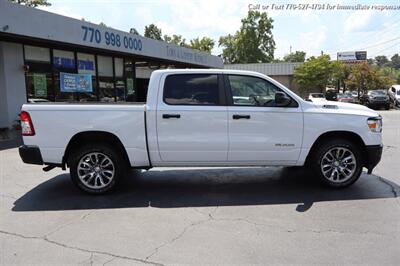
[162,114,181,119]
[233,114,250,120]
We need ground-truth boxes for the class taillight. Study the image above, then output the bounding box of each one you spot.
[20,111,35,136]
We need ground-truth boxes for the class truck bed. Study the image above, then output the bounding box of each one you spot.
[21,103,149,166]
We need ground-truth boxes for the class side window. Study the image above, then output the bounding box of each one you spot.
[163,74,219,105]
[228,75,294,107]
[392,87,396,93]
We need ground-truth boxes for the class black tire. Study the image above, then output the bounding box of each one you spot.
[385,104,390,110]
[68,143,127,194]
[308,138,363,188]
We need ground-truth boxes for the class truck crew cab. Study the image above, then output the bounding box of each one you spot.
[19,69,383,194]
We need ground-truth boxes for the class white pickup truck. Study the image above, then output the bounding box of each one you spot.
[19,69,383,194]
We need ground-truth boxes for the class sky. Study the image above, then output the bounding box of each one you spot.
[39,0,400,60]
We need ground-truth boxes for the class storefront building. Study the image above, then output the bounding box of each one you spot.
[0,0,223,129]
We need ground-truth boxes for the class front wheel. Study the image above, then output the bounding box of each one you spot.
[309,139,363,188]
[69,144,126,194]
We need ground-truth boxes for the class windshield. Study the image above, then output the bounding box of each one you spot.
[397,91,400,95]
[369,90,385,96]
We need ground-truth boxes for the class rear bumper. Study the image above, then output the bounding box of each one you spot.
[365,144,383,174]
[19,145,43,165]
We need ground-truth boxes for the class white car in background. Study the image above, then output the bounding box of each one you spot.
[306,93,327,102]
[388,85,400,107]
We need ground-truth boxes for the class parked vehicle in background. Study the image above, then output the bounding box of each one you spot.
[350,91,358,98]
[388,85,400,108]
[360,90,390,110]
[337,93,355,103]
[325,90,337,101]
[19,69,383,194]
[306,93,327,102]
[348,91,360,103]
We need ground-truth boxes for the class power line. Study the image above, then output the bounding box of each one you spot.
[360,36,400,50]
[370,42,399,57]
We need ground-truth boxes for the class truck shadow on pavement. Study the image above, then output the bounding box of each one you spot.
[12,167,399,213]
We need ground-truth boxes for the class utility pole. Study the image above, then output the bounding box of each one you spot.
[290,45,292,54]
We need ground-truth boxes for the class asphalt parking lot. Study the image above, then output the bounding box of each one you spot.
[1,111,399,265]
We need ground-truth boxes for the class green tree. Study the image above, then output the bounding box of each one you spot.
[374,55,389,67]
[99,22,107,27]
[218,34,237,64]
[189,37,215,53]
[391,54,400,70]
[330,60,350,92]
[283,51,306,62]
[144,24,162,41]
[9,0,50,7]
[163,34,187,46]
[219,11,275,63]
[345,63,394,95]
[294,55,333,93]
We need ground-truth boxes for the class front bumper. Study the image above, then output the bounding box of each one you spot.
[369,101,390,106]
[365,144,383,174]
[19,145,43,165]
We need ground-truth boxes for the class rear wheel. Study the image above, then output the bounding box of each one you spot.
[69,144,126,194]
[308,139,363,188]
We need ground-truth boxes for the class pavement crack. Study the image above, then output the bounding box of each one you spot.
[0,230,165,266]
[145,206,219,261]
[44,210,96,238]
[102,257,116,266]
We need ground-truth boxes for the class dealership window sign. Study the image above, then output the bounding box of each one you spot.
[33,73,47,97]
[60,72,93,93]
[337,51,367,64]
[127,78,134,95]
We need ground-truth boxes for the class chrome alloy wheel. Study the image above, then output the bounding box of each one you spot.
[320,147,356,183]
[77,152,115,189]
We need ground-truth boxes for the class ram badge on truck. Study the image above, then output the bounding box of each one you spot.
[19,69,383,194]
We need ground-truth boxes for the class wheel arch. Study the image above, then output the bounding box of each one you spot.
[63,131,130,168]
[305,130,367,165]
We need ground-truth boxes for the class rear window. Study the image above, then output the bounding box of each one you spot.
[163,74,219,105]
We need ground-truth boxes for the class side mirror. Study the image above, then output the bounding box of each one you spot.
[275,92,291,107]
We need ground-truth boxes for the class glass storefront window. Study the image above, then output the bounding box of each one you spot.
[115,58,125,102]
[53,50,77,102]
[78,53,96,75]
[77,53,97,102]
[98,55,114,102]
[24,46,139,104]
[125,59,136,102]
[24,45,50,62]
[53,50,75,69]
[25,62,53,102]
[98,55,113,77]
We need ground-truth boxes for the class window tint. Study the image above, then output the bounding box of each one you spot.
[164,74,219,105]
[228,75,288,107]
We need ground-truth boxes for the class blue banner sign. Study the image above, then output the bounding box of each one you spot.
[60,72,93,93]
[53,57,75,69]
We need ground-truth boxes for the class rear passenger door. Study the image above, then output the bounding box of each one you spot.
[156,73,228,163]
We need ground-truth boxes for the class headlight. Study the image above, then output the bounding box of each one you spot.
[367,117,382,132]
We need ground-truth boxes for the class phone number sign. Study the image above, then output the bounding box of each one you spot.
[81,25,142,52]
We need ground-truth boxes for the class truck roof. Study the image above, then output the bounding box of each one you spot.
[152,68,266,76]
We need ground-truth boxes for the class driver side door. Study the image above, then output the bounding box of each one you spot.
[225,74,303,164]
